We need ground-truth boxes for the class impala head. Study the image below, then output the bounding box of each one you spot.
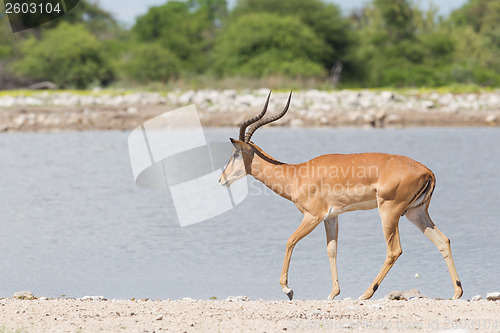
[219,91,292,187]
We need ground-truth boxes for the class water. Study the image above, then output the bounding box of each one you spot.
[0,127,499,300]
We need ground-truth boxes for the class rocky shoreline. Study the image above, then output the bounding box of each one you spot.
[1,89,500,132]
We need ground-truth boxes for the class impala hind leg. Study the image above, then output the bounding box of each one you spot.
[405,205,463,299]
[280,213,323,300]
[324,216,340,300]
[360,203,403,300]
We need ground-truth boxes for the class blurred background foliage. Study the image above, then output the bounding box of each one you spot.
[1,0,500,89]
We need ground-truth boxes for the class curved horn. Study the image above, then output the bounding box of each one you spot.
[238,91,271,141]
[245,91,292,143]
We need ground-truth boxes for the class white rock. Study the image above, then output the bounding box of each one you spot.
[486,292,500,301]
[369,303,383,309]
[289,119,304,127]
[80,296,105,301]
[345,93,360,108]
[487,94,500,105]
[319,116,329,125]
[24,97,43,106]
[181,297,195,301]
[430,92,440,100]
[15,115,26,126]
[348,112,361,122]
[362,113,375,123]
[380,91,394,102]
[375,109,386,121]
[0,97,15,107]
[226,295,249,301]
[13,291,34,299]
[386,114,402,124]
[485,114,497,123]
[422,100,435,109]
[471,295,482,301]
[384,289,426,300]
[255,88,271,96]
[127,107,139,114]
[466,94,477,102]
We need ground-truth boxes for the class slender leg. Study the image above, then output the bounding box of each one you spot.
[324,216,340,300]
[359,203,403,300]
[280,213,323,300]
[405,205,463,299]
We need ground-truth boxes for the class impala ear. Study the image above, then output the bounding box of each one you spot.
[230,138,252,151]
[230,138,239,149]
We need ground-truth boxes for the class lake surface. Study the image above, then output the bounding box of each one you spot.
[1,127,499,300]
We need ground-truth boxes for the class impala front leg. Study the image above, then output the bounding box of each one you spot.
[324,216,340,300]
[280,213,323,300]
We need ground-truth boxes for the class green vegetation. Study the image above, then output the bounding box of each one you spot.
[12,23,113,88]
[213,13,330,77]
[1,0,500,90]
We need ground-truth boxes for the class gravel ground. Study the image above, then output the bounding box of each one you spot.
[1,298,499,332]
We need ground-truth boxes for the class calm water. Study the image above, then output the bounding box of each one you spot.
[0,128,499,300]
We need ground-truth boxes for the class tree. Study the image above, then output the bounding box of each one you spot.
[230,0,352,71]
[449,0,500,33]
[0,13,15,60]
[133,0,226,73]
[372,0,416,42]
[13,22,114,88]
[42,0,122,38]
[213,13,330,77]
[350,0,460,87]
[446,0,500,85]
[125,43,182,82]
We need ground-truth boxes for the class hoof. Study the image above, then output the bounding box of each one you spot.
[283,288,294,300]
[452,287,463,300]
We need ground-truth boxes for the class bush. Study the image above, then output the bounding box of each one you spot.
[124,43,182,83]
[13,23,113,88]
[213,13,331,77]
[133,1,224,73]
[230,0,352,69]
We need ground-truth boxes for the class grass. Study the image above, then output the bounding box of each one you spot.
[0,79,499,97]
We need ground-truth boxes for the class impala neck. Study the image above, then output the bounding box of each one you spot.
[248,144,295,201]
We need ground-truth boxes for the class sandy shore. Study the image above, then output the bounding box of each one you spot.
[1,298,499,332]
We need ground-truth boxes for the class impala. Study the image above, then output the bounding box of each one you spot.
[219,92,463,300]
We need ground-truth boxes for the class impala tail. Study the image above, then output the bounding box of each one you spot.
[403,172,436,215]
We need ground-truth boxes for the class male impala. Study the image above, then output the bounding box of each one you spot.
[219,92,463,300]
